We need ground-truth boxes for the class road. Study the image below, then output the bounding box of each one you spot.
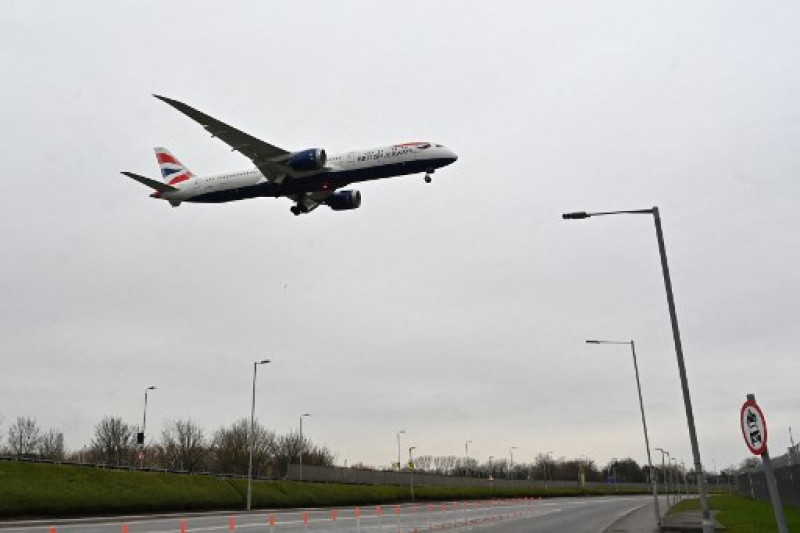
[0,495,659,533]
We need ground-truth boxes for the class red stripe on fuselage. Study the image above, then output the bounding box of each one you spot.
[394,142,428,148]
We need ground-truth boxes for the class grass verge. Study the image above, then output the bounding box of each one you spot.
[0,461,648,519]
[669,493,800,532]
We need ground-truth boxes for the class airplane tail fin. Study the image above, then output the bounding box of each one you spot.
[154,147,195,187]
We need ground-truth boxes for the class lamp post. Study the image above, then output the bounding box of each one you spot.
[409,446,417,502]
[563,206,712,532]
[247,359,270,511]
[509,446,517,479]
[489,455,495,496]
[299,413,311,481]
[140,385,156,468]
[396,430,406,472]
[545,451,553,490]
[586,339,661,525]
[671,458,680,502]
[656,448,671,508]
[465,440,472,475]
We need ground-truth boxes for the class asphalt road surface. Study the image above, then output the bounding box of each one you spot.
[0,495,658,533]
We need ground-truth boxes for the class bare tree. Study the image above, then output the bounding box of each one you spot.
[212,418,275,476]
[433,455,459,475]
[159,419,207,472]
[739,456,760,469]
[412,455,433,472]
[92,416,135,466]
[273,431,304,477]
[304,444,335,468]
[7,416,40,457]
[38,429,65,460]
[272,431,334,476]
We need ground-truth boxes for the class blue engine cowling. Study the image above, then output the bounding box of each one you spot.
[325,190,362,211]
[288,148,327,171]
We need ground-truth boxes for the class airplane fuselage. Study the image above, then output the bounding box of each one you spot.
[160,143,457,204]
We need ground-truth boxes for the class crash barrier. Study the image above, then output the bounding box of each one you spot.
[46,498,551,532]
[737,463,800,507]
[287,463,649,491]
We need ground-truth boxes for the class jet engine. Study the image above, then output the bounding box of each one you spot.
[287,148,327,171]
[325,190,362,211]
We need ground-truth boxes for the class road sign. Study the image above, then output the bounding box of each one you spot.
[741,399,768,455]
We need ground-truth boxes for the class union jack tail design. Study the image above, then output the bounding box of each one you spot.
[154,147,194,187]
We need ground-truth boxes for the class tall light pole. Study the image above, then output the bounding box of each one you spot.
[545,450,553,490]
[683,460,691,497]
[671,458,680,502]
[247,359,270,511]
[586,340,661,525]
[465,440,472,476]
[656,448,671,508]
[409,446,417,502]
[396,430,406,471]
[140,385,156,468]
[299,413,311,481]
[563,206,713,532]
[509,446,517,478]
[488,455,495,496]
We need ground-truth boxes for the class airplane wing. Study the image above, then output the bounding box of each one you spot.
[153,94,297,181]
[121,171,178,193]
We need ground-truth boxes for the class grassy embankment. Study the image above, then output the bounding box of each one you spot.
[0,461,647,519]
[670,493,800,532]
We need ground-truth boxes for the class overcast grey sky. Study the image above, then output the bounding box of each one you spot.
[2,1,799,472]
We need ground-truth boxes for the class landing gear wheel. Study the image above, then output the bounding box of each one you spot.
[424,174,432,183]
[290,206,301,216]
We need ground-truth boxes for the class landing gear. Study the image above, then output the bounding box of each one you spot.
[290,205,301,216]
[424,174,432,183]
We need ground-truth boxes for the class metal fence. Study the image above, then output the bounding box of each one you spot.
[287,464,649,492]
[737,463,800,507]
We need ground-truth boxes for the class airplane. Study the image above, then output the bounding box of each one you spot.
[122,95,458,215]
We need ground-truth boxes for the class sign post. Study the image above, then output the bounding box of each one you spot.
[740,394,788,533]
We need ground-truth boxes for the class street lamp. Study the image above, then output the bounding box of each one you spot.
[509,446,517,478]
[139,385,156,469]
[396,430,406,472]
[299,413,311,481]
[465,440,473,476]
[671,458,680,502]
[563,206,712,532]
[247,359,270,511]
[409,446,417,502]
[656,448,671,508]
[544,451,553,490]
[586,339,660,525]
[488,455,495,496]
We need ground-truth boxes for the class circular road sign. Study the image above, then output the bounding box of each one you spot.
[740,399,768,455]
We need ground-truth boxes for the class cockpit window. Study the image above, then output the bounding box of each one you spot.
[418,143,431,149]
[435,144,443,148]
